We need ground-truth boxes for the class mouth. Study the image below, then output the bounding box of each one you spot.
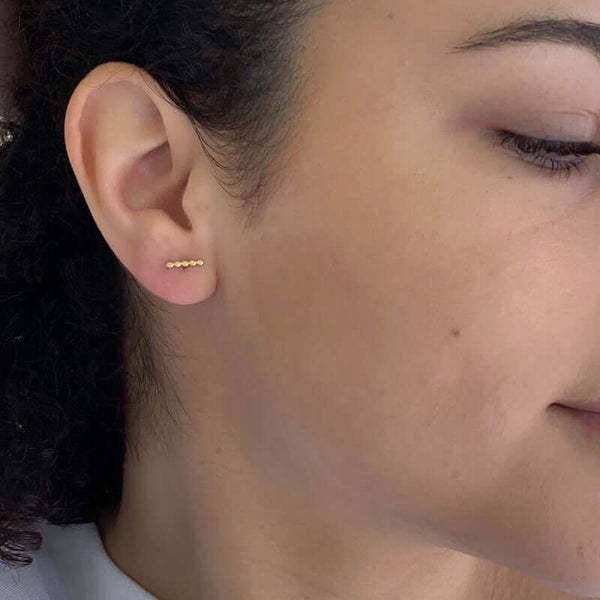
[552,402,600,436]
[554,400,600,414]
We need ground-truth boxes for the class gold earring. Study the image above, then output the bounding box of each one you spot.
[166,259,205,269]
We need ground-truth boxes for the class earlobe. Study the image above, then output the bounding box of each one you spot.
[63,61,216,306]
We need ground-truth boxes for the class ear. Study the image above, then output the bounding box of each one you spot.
[64,61,218,306]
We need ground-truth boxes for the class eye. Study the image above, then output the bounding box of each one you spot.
[495,130,600,182]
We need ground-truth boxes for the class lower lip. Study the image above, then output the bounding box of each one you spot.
[555,405,600,435]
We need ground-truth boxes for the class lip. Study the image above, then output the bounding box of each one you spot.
[554,403,600,437]
[554,400,600,414]
[549,403,600,457]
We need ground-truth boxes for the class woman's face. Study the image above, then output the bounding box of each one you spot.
[209,0,600,594]
[79,0,600,597]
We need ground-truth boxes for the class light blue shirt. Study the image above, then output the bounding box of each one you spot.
[0,520,159,599]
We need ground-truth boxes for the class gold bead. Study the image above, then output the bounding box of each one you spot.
[182,261,190,267]
[167,262,174,268]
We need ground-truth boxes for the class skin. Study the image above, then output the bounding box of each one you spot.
[63,0,600,599]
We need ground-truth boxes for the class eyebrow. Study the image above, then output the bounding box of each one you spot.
[447,17,600,61]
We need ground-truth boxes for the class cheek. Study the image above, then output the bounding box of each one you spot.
[228,172,496,521]
[223,57,600,531]
[236,171,595,530]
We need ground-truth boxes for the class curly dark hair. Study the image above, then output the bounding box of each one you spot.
[0,0,327,569]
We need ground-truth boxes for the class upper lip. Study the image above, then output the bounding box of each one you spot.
[555,400,600,414]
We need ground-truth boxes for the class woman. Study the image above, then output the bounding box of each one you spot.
[2,0,600,599]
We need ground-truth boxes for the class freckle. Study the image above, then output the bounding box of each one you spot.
[451,329,461,337]
[387,12,394,20]
[216,446,222,455]
[577,544,584,559]
[507,175,514,180]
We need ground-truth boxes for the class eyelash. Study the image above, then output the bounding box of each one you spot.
[496,130,600,182]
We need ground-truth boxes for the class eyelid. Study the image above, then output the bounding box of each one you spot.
[510,111,600,143]
[496,130,600,156]
[464,109,600,144]
[482,127,593,152]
